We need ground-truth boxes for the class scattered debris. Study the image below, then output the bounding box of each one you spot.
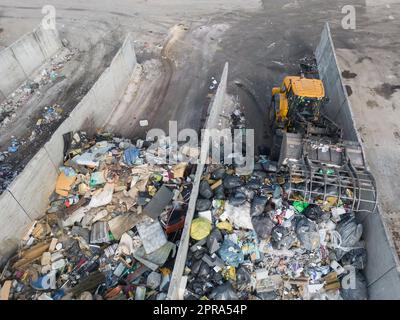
[0,131,196,300]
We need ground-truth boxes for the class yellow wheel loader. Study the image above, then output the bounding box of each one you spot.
[269,75,377,213]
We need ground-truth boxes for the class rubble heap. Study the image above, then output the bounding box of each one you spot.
[0,131,196,300]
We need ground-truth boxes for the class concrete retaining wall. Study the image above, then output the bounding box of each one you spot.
[316,22,400,299]
[167,63,229,300]
[0,25,62,102]
[0,34,138,265]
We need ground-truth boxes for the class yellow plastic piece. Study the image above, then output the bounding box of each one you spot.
[190,218,212,240]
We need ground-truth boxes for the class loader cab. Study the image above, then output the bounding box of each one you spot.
[270,76,325,126]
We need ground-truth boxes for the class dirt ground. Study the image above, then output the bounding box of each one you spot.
[1,0,400,259]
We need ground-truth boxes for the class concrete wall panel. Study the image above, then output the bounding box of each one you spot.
[0,48,27,97]
[44,117,77,168]
[110,50,131,95]
[0,191,32,265]
[90,68,118,128]
[11,32,45,75]
[363,208,399,288]
[368,267,400,300]
[121,34,137,72]
[33,26,62,58]
[7,148,58,220]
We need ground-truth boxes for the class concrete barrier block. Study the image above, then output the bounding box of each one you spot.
[67,89,99,134]
[109,50,130,95]
[11,32,45,76]
[368,267,400,300]
[34,26,62,58]
[8,148,58,220]
[44,116,77,168]
[363,211,398,285]
[337,103,358,141]
[90,68,117,127]
[0,191,32,265]
[0,47,27,97]
[121,34,137,72]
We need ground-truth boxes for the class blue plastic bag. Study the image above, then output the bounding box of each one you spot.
[123,147,140,165]
[218,239,244,268]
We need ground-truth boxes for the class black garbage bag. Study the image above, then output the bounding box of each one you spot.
[245,179,263,190]
[223,175,242,189]
[336,214,363,248]
[191,259,203,275]
[209,281,239,300]
[207,228,223,254]
[193,247,207,260]
[196,198,212,211]
[271,225,287,243]
[303,205,331,223]
[251,196,268,216]
[229,192,247,206]
[237,186,255,200]
[212,270,224,283]
[214,185,225,200]
[341,247,367,270]
[198,262,211,278]
[340,271,368,300]
[252,214,275,240]
[211,168,226,180]
[271,226,296,250]
[252,170,267,180]
[236,266,252,287]
[199,180,213,199]
[295,217,320,251]
[258,291,278,300]
[190,279,208,296]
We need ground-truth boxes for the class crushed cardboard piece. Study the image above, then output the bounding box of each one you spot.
[172,163,187,178]
[108,212,146,240]
[13,241,50,269]
[0,280,12,300]
[55,172,76,196]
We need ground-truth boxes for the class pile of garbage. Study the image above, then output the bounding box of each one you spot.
[0,131,196,300]
[184,162,368,300]
[183,108,368,300]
